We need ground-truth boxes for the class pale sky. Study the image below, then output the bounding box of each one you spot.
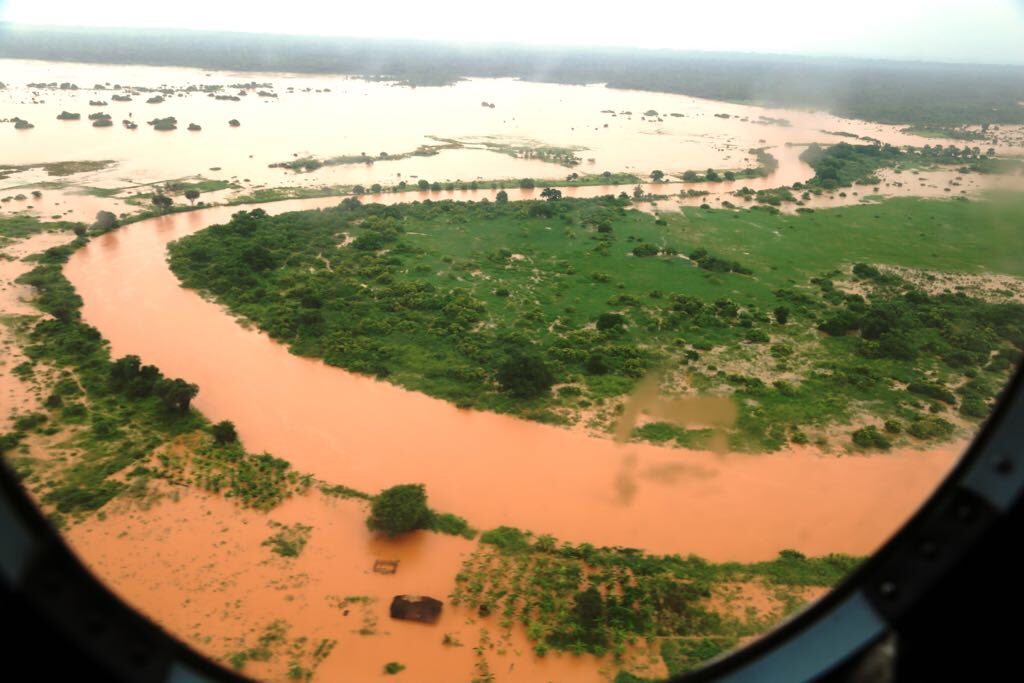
[2,0,1024,65]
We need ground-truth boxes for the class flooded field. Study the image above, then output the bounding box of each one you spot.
[63,199,962,560]
[5,58,1021,208]
[3,57,1021,682]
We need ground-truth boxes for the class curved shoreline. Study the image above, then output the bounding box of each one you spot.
[62,194,962,562]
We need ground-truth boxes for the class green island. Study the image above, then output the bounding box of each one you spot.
[271,136,585,174]
[0,159,116,179]
[166,194,1024,452]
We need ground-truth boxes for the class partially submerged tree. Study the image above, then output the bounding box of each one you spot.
[93,210,118,232]
[184,189,200,205]
[366,484,431,536]
[211,420,238,445]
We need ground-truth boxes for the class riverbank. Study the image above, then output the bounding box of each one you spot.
[58,197,968,560]
[1,220,863,681]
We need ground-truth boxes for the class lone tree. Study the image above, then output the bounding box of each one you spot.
[540,187,562,201]
[774,306,790,325]
[211,420,238,445]
[496,353,555,399]
[366,484,432,536]
[91,210,116,231]
[495,190,509,203]
[184,189,200,205]
[650,169,665,182]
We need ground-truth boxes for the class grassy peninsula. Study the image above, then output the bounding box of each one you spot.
[167,195,1024,452]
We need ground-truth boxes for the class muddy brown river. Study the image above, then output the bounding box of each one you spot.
[63,197,961,562]
[5,59,1004,679]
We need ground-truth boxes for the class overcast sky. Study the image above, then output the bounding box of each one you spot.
[2,0,1023,65]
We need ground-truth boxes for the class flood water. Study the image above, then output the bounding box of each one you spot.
[65,488,604,682]
[4,58,1007,681]
[64,197,961,562]
[5,58,1018,198]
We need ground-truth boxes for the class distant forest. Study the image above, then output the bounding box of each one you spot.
[2,24,1023,127]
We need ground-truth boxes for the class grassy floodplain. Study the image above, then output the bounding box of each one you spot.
[167,194,1024,452]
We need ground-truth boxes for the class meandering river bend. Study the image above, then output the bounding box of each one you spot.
[64,196,961,562]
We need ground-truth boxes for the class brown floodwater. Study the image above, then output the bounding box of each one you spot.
[3,58,1008,680]
[65,488,605,682]
[64,198,962,562]
[5,58,1018,199]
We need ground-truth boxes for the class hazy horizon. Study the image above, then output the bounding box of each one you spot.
[2,0,1023,67]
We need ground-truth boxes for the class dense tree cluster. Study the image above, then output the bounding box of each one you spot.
[110,354,198,413]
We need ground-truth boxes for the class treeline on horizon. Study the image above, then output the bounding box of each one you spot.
[2,24,1023,127]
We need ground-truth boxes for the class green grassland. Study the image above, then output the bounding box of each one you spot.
[167,195,1024,451]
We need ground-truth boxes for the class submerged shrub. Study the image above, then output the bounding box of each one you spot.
[908,416,955,440]
[366,484,431,536]
[851,425,892,450]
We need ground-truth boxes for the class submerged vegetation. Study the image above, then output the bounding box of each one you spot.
[1,216,482,536]
[270,136,585,174]
[0,159,116,179]
[3,41,1022,683]
[798,141,1013,190]
[0,214,84,248]
[366,483,477,539]
[262,520,313,557]
[168,196,1024,451]
[4,27,1023,126]
[453,526,857,677]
